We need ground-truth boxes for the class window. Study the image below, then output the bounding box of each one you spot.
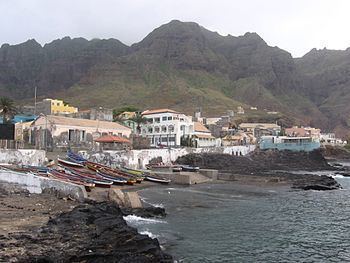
[57,103,60,106]
[162,126,167,133]
[162,137,168,142]
[155,117,160,123]
[80,130,86,141]
[180,125,185,131]
[148,127,153,133]
[118,133,122,137]
[169,125,174,132]
[155,126,160,133]
[180,118,184,121]
[148,118,153,123]
[168,116,172,121]
[68,129,74,141]
[162,116,167,121]
[169,136,175,142]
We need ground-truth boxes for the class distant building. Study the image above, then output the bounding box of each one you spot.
[285,126,321,139]
[239,123,281,140]
[35,98,78,115]
[237,106,245,114]
[94,134,131,151]
[222,132,255,146]
[119,111,137,120]
[259,136,320,152]
[141,109,194,147]
[30,115,131,150]
[320,133,347,146]
[193,122,217,147]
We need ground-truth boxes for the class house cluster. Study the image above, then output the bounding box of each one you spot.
[6,97,347,152]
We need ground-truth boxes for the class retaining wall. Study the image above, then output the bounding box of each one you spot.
[86,145,255,169]
[0,170,87,201]
[0,149,46,166]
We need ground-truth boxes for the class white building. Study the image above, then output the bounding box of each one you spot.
[141,109,194,147]
[193,122,218,147]
[320,133,347,146]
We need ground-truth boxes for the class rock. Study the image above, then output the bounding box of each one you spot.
[108,188,126,207]
[3,202,172,262]
[124,192,143,208]
[292,175,341,191]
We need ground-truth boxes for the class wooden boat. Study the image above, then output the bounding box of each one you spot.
[67,150,87,163]
[48,169,95,187]
[180,165,200,172]
[99,168,136,185]
[96,171,128,185]
[86,161,141,184]
[144,175,171,184]
[59,165,113,187]
[57,158,84,168]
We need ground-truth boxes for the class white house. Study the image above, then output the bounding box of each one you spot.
[193,122,218,147]
[141,109,194,147]
[30,115,131,150]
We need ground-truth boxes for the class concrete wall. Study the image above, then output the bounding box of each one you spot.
[86,145,255,169]
[0,149,46,166]
[0,170,87,201]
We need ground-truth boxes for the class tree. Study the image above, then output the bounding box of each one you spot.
[0,97,17,124]
[131,112,148,134]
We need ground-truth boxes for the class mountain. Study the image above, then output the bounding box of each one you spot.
[0,20,348,136]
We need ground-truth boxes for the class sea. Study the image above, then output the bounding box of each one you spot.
[124,171,350,263]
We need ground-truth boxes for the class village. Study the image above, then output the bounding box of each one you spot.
[1,97,347,153]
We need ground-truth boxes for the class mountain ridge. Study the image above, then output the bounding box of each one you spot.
[0,20,349,137]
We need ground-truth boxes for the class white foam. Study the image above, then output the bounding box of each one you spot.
[140,197,165,208]
[123,215,167,226]
[140,230,159,239]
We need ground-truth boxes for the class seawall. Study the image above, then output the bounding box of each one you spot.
[0,149,46,166]
[85,145,255,169]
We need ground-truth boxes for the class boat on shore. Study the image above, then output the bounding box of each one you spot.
[144,175,171,184]
[179,165,200,172]
[58,158,84,168]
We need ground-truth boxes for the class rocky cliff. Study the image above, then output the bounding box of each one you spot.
[0,20,348,135]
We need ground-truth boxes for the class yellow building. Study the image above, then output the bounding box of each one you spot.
[40,99,78,115]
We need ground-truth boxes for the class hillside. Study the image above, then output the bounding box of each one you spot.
[0,20,348,136]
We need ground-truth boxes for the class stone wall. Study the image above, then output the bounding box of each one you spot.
[86,145,255,169]
[0,170,87,201]
[0,149,46,166]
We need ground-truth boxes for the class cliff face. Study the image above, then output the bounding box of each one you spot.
[0,20,348,135]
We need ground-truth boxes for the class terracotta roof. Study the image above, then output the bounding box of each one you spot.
[142,109,179,115]
[194,122,210,133]
[33,115,131,131]
[94,135,130,143]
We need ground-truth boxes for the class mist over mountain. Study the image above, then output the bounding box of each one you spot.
[0,20,349,136]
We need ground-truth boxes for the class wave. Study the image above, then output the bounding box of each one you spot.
[123,215,167,225]
[139,196,165,208]
[140,230,159,239]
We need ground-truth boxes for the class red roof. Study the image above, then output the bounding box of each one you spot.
[94,135,130,144]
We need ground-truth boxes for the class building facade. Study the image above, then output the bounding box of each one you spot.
[141,109,194,147]
[259,136,320,152]
[30,115,131,150]
[35,99,78,115]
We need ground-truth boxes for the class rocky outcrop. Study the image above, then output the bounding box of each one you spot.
[177,149,331,173]
[177,150,341,191]
[2,202,172,262]
[291,175,341,191]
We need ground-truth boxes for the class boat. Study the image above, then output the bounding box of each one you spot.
[99,167,136,185]
[59,165,113,187]
[96,170,128,185]
[67,150,87,163]
[57,157,84,168]
[144,175,171,184]
[48,169,95,187]
[180,165,200,172]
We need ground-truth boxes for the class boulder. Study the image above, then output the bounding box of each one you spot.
[108,188,126,206]
[124,192,143,208]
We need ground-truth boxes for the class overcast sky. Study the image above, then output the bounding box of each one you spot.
[1,0,350,57]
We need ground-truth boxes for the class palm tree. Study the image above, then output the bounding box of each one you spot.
[131,112,148,134]
[0,97,17,124]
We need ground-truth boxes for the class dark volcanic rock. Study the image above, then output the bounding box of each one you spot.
[177,149,331,173]
[292,175,341,191]
[3,202,172,262]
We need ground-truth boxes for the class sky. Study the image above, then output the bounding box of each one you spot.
[1,0,350,57]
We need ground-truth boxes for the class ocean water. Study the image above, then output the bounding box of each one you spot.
[126,177,350,263]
